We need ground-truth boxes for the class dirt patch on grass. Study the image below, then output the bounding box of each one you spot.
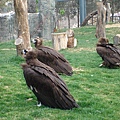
[0,76,3,78]
[0,48,16,50]
[72,67,84,72]
[106,23,120,28]
[69,47,96,52]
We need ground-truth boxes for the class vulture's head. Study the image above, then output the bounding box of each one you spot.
[25,50,38,60]
[32,37,43,48]
[22,49,38,60]
[97,37,109,45]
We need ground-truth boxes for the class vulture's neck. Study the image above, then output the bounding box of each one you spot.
[36,45,44,49]
[26,58,41,66]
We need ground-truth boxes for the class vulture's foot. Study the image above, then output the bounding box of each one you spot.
[37,102,41,107]
[99,63,103,67]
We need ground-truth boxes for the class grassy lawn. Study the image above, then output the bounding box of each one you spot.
[0,26,120,120]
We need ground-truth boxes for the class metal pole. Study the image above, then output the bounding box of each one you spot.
[79,0,86,26]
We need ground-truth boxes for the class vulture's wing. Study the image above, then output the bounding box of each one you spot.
[96,44,120,67]
[23,64,78,109]
[36,46,73,75]
[38,46,67,61]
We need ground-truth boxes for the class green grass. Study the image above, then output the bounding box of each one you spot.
[0,26,120,120]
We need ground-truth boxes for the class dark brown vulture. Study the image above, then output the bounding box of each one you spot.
[21,50,79,110]
[31,37,73,76]
[96,37,120,68]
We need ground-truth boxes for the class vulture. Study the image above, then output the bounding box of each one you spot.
[21,50,79,110]
[96,37,120,68]
[31,37,73,76]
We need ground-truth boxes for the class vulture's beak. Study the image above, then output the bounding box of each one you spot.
[31,39,36,44]
[22,49,28,55]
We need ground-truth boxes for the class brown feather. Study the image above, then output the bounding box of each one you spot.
[32,37,73,76]
[96,37,120,68]
[21,50,79,110]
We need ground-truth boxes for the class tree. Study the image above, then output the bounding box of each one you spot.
[110,0,120,22]
[0,0,9,7]
[0,0,12,12]
[14,0,31,56]
[95,2,106,38]
[55,0,78,29]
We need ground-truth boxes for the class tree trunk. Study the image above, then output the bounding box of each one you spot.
[111,1,115,23]
[14,0,31,55]
[68,14,70,29]
[105,3,111,23]
[66,29,75,48]
[95,2,106,38]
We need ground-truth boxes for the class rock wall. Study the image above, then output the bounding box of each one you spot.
[0,12,16,42]
[0,0,56,42]
[38,0,56,40]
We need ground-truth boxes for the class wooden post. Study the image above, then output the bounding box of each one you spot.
[113,34,120,46]
[51,32,68,51]
[95,2,106,38]
[66,29,75,48]
[14,36,24,56]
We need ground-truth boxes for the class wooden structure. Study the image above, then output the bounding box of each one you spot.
[95,2,106,38]
[14,36,24,56]
[66,29,75,48]
[52,30,77,50]
[113,34,120,46]
[81,10,98,26]
[67,37,74,48]
[51,32,68,51]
